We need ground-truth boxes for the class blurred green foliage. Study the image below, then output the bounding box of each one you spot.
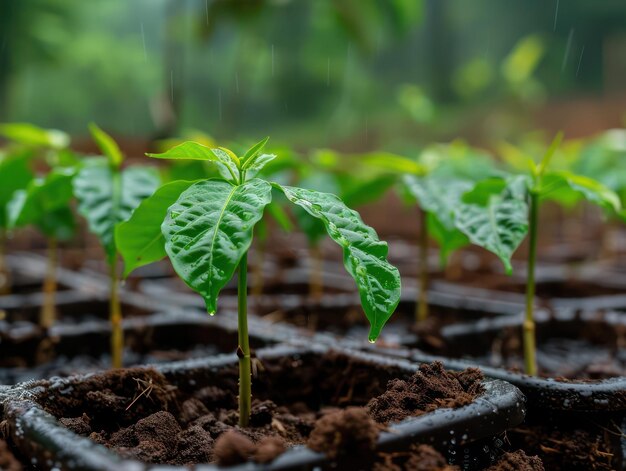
[2,0,626,148]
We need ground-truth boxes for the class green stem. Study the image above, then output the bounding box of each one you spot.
[237,252,251,427]
[40,237,58,329]
[110,256,123,369]
[416,208,429,323]
[524,193,539,376]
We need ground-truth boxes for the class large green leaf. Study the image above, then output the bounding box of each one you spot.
[274,184,401,341]
[0,153,34,228]
[8,168,76,239]
[0,123,69,149]
[147,142,240,183]
[116,180,199,277]
[73,158,160,264]
[162,178,273,315]
[455,177,529,274]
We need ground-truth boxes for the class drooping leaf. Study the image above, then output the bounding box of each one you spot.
[73,158,160,264]
[455,176,529,274]
[0,123,69,149]
[0,153,34,228]
[147,141,240,183]
[116,180,200,277]
[294,174,339,246]
[427,213,469,266]
[162,178,273,315]
[274,184,401,341]
[89,123,123,168]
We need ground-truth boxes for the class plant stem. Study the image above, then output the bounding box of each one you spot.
[0,228,8,295]
[416,208,429,323]
[40,237,58,329]
[310,244,323,302]
[110,256,123,369]
[524,192,539,376]
[237,252,251,427]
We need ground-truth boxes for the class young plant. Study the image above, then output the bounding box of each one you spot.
[455,133,623,375]
[73,124,160,368]
[116,138,401,427]
[364,143,499,323]
[8,168,78,327]
[0,123,74,322]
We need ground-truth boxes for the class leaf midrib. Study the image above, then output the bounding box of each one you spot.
[206,183,238,295]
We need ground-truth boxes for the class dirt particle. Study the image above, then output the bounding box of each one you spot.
[307,407,380,459]
[368,362,484,424]
[59,414,91,436]
[214,430,255,466]
[250,400,276,426]
[135,411,181,446]
[175,425,214,464]
[253,436,286,464]
[405,444,459,471]
[486,450,544,471]
[0,439,22,471]
[180,398,209,424]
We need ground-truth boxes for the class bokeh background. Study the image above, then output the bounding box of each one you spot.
[2,0,626,152]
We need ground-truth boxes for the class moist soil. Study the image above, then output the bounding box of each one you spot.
[29,353,486,468]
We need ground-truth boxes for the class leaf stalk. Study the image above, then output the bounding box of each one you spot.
[524,192,539,376]
[237,252,251,427]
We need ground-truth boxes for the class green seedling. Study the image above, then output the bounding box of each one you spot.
[116,137,401,427]
[73,124,160,368]
[365,143,499,323]
[0,123,75,323]
[8,168,78,327]
[456,133,623,375]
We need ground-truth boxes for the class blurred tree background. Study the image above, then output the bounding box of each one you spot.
[1,0,626,152]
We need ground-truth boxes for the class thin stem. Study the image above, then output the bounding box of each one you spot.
[0,228,8,295]
[524,193,539,376]
[110,256,123,369]
[237,252,251,427]
[40,237,58,329]
[309,244,323,302]
[416,208,429,323]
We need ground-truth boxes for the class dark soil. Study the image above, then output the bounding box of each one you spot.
[484,450,544,471]
[34,353,485,467]
[0,439,22,471]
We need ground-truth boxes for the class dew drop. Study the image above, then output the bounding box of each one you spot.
[368,338,376,344]
[208,311,216,317]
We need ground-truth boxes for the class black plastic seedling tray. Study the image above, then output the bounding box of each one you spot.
[2,346,526,471]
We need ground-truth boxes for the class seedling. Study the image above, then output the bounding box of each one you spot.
[117,137,401,427]
[8,168,78,327]
[0,123,71,296]
[365,143,498,322]
[455,133,623,375]
[73,124,159,368]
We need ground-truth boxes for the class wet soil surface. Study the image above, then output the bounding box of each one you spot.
[0,439,22,471]
[33,353,486,467]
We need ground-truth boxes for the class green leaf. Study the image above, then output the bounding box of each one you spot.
[537,132,564,177]
[427,213,469,266]
[73,159,160,264]
[89,123,123,168]
[147,141,240,183]
[116,180,200,277]
[8,168,76,239]
[162,178,273,315]
[0,153,34,228]
[361,152,425,176]
[0,123,69,149]
[240,137,270,166]
[541,170,622,214]
[455,177,529,274]
[242,153,277,180]
[274,184,401,341]
[340,175,396,208]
